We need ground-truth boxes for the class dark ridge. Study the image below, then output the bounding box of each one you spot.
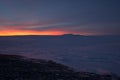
[0,54,119,80]
[61,34,84,36]
[0,34,83,38]
[0,34,120,39]
[60,34,85,38]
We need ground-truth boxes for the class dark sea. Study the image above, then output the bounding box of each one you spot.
[0,35,120,75]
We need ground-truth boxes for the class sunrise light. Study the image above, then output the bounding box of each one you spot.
[0,29,66,36]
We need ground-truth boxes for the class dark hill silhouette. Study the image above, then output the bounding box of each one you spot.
[0,54,119,80]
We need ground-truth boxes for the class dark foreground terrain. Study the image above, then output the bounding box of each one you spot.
[0,54,119,80]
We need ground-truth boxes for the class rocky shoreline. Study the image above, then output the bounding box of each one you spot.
[0,54,119,80]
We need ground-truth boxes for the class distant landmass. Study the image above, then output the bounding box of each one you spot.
[0,54,119,80]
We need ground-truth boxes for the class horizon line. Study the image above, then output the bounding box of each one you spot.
[0,34,119,37]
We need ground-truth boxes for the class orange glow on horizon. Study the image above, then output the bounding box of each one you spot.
[0,29,66,36]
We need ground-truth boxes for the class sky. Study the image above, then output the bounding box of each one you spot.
[0,0,120,36]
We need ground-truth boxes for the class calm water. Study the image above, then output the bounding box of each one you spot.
[0,35,120,75]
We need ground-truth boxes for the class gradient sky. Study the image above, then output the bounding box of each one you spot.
[0,0,120,36]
